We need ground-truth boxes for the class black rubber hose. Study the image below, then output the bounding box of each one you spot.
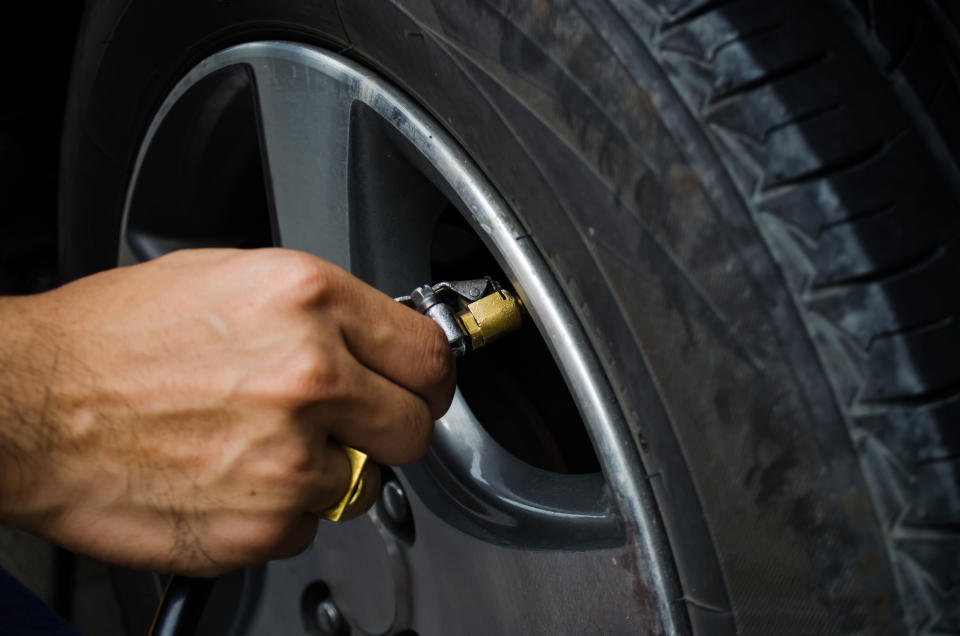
[149,575,216,636]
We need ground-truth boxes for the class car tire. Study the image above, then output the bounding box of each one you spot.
[60,1,960,633]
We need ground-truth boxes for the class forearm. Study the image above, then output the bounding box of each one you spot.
[0,294,72,528]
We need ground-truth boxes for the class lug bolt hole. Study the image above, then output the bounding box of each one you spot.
[301,581,349,636]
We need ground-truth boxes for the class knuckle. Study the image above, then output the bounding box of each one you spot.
[233,510,316,562]
[277,439,315,476]
[247,249,339,305]
[251,436,314,486]
[272,517,318,559]
[280,252,340,305]
[285,351,343,402]
[237,519,294,558]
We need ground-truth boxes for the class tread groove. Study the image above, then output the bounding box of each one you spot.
[859,382,960,409]
[758,137,895,194]
[709,51,831,106]
[659,0,744,34]
[940,42,960,95]
[914,453,960,469]
[867,315,956,349]
[886,16,922,75]
[810,235,953,291]
[930,1,960,55]
[892,521,960,540]
[761,102,844,143]
[681,596,728,613]
[925,75,947,110]
[818,198,898,235]
[709,19,787,61]
[864,0,876,32]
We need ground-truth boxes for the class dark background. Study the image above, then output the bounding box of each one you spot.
[1,4,86,295]
[0,5,126,634]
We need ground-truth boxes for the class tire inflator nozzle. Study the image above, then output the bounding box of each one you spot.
[395,277,525,359]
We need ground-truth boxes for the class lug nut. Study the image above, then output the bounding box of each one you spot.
[301,581,349,636]
[381,480,409,525]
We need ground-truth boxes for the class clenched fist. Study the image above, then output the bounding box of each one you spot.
[0,249,455,576]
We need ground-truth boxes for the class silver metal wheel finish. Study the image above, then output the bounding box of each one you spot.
[120,42,684,634]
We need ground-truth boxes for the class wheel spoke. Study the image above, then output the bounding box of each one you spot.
[248,54,353,270]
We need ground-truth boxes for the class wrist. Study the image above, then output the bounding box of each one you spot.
[0,294,74,529]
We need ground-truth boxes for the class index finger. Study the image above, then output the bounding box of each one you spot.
[326,270,457,420]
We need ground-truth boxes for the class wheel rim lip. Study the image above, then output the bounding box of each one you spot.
[119,40,685,633]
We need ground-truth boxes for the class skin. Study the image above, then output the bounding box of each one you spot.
[0,248,455,577]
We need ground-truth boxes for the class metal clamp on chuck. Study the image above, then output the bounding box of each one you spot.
[395,278,525,358]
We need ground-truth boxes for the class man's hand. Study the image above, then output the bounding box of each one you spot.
[0,248,455,576]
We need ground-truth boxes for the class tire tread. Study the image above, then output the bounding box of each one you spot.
[604,0,960,631]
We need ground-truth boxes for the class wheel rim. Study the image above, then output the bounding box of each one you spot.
[120,41,685,635]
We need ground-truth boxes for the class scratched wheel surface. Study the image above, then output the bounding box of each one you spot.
[60,1,960,634]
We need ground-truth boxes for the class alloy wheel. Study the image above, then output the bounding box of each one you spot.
[119,41,684,635]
